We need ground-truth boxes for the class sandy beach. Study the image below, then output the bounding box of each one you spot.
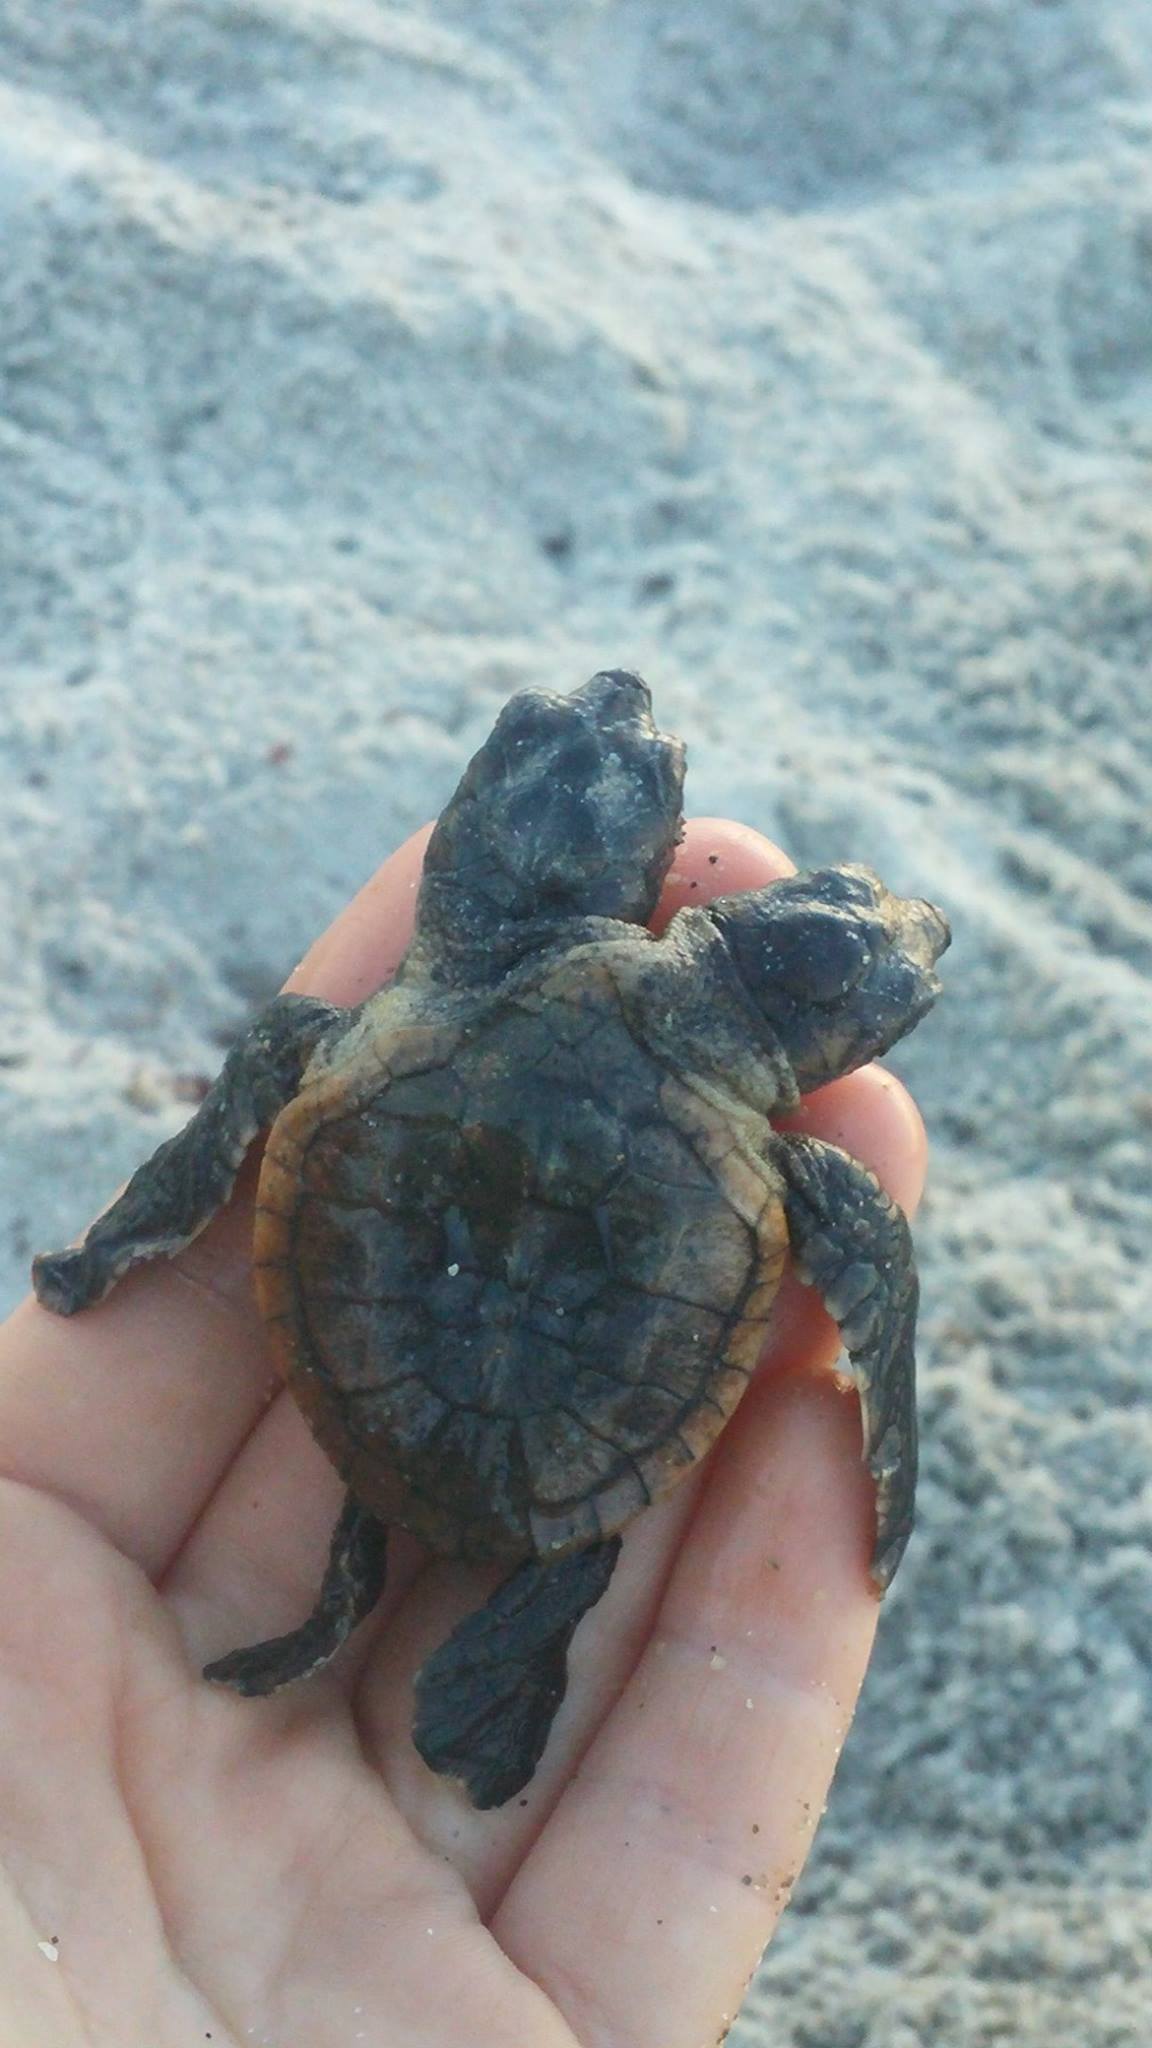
[2,3,1151,2041]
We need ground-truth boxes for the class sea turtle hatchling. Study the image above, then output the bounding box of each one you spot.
[33,670,949,1809]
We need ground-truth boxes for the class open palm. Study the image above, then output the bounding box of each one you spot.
[0,820,926,2048]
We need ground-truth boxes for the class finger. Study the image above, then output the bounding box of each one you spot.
[157,821,798,1691]
[0,829,431,1575]
[492,1365,883,2048]
[489,1092,929,2045]
[282,826,432,1006]
[654,816,796,929]
[776,1063,928,1197]
[349,829,924,1915]
[161,1387,433,1699]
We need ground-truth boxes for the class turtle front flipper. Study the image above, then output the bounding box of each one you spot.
[32,994,343,1315]
[204,1492,388,1695]
[409,670,685,977]
[772,1133,919,1591]
[413,1537,621,1809]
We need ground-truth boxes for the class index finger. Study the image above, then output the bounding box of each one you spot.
[0,830,431,1574]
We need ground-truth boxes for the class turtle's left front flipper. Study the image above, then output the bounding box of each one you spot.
[772,1133,919,1591]
[413,1538,621,1809]
[32,993,343,1315]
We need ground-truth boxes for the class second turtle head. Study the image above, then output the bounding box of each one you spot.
[707,865,951,1093]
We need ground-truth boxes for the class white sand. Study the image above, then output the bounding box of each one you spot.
[2,3,1151,2041]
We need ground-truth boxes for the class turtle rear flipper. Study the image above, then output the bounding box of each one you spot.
[773,1133,919,1590]
[32,994,342,1315]
[204,1492,388,1695]
[413,1538,621,1808]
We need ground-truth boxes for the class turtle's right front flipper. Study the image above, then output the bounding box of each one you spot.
[772,1132,920,1592]
[32,993,342,1315]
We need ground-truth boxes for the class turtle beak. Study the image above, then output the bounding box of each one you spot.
[869,890,951,1046]
[901,897,951,970]
[572,669,654,726]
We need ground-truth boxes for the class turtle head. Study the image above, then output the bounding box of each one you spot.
[416,671,686,967]
[707,865,950,1093]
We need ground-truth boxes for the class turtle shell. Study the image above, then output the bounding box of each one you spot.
[254,951,787,1563]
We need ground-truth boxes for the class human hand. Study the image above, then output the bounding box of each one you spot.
[0,819,926,2048]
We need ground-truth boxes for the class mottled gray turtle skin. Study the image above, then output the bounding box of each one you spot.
[33,671,949,1809]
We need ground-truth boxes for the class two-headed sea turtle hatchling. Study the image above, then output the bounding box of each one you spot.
[33,670,949,1809]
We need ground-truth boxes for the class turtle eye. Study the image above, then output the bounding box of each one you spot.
[764,908,873,1004]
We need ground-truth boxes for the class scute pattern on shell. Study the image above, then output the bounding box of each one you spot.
[258,969,785,1561]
